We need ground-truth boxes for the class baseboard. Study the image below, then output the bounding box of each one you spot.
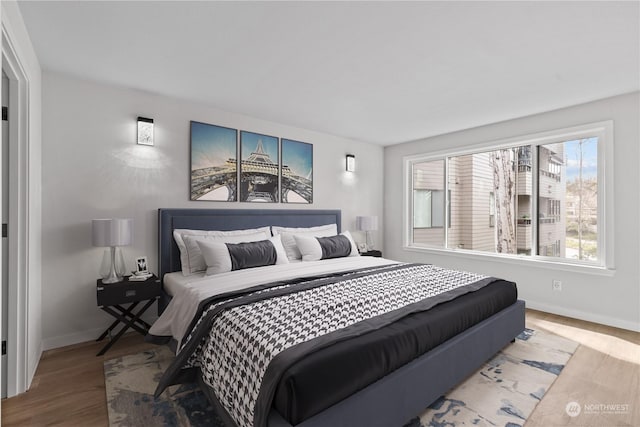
[42,310,159,351]
[526,300,640,332]
[41,327,108,351]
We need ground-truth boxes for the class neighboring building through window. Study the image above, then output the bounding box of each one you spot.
[412,159,445,247]
[414,190,444,228]
[406,124,608,267]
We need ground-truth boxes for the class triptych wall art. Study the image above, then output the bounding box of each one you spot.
[189,121,313,204]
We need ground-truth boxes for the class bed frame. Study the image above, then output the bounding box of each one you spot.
[157,208,525,427]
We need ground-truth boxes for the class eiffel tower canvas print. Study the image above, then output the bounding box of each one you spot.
[239,131,280,203]
[190,121,238,201]
[281,139,313,204]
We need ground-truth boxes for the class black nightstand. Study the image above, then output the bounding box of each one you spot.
[95,274,160,356]
[360,250,382,257]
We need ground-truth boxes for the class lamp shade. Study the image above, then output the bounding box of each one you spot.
[356,216,378,232]
[92,218,133,247]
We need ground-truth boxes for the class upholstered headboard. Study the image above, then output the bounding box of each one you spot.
[157,208,342,280]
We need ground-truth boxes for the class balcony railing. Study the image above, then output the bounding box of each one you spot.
[540,169,561,182]
[517,217,560,225]
[516,222,532,250]
[540,216,560,224]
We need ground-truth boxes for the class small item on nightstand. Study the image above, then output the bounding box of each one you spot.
[360,250,382,257]
[129,272,153,281]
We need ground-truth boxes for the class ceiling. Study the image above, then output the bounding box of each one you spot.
[17,1,640,145]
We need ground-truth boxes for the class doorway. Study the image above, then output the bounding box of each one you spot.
[1,70,6,399]
[1,26,32,398]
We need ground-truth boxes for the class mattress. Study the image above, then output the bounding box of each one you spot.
[273,278,517,424]
[162,271,206,296]
[163,260,305,296]
[151,257,397,348]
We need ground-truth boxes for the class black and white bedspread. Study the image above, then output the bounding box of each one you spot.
[151,261,499,427]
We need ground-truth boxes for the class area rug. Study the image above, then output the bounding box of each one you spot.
[104,328,578,427]
[104,349,223,427]
[405,328,579,427]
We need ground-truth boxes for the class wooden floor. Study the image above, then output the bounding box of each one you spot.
[1,333,156,426]
[1,309,638,426]
[525,310,639,427]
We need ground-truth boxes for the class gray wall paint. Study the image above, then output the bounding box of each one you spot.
[384,92,640,331]
[41,71,384,349]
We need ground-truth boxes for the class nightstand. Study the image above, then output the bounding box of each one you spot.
[95,274,160,356]
[360,250,382,257]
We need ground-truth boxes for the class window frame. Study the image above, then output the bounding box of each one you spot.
[489,191,495,228]
[403,121,614,272]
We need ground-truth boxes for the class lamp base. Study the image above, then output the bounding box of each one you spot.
[365,231,375,252]
[102,274,122,284]
[100,246,126,283]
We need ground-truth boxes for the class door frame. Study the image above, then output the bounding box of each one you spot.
[2,22,30,397]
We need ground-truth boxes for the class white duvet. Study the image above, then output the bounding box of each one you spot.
[149,256,397,350]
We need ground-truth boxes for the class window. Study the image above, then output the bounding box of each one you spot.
[411,160,445,247]
[405,122,611,268]
[538,138,598,262]
[445,148,529,255]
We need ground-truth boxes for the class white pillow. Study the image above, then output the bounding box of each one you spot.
[293,231,359,262]
[174,227,271,275]
[271,224,338,260]
[197,234,289,276]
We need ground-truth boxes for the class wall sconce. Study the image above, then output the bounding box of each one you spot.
[346,154,355,172]
[137,116,154,146]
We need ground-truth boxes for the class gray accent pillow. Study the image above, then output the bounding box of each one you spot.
[294,231,360,262]
[317,235,352,259]
[226,240,277,270]
[176,227,271,275]
[271,224,338,260]
[197,234,289,275]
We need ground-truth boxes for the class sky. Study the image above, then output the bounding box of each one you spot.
[241,131,278,163]
[190,121,237,170]
[282,139,313,179]
[564,137,597,181]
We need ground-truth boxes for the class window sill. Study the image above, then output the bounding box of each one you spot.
[403,245,616,277]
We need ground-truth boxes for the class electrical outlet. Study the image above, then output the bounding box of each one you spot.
[552,280,562,291]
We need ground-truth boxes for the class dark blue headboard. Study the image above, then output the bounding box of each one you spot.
[158,208,342,279]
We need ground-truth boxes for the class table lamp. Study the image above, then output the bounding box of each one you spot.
[92,218,133,283]
[356,215,378,251]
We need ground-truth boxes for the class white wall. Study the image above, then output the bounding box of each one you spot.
[41,71,384,349]
[384,92,640,332]
[1,0,43,390]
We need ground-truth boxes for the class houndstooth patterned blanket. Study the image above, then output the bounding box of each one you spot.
[155,263,495,427]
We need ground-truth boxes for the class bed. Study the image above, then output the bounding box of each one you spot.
[150,208,525,427]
